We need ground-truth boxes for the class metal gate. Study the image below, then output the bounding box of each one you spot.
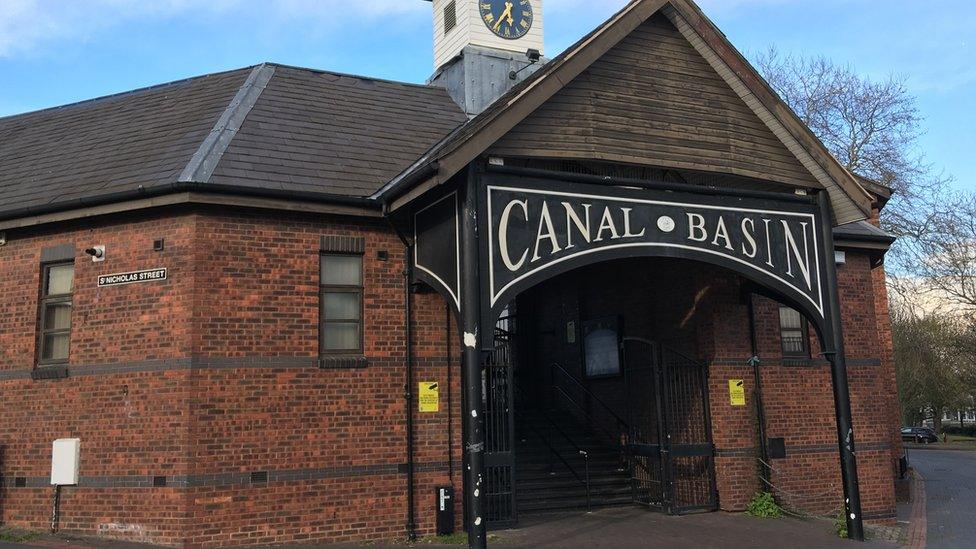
[623,338,718,514]
[484,321,517,526]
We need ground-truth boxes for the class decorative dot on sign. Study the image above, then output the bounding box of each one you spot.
[657,215,676,233]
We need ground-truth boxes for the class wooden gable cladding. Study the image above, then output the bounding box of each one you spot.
[489,14,821,189]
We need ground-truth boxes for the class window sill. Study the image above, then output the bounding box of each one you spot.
[318,355,368,369]
[31,365,70,380]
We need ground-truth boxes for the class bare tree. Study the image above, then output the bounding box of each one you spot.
[905,192,976,318]
[758,50,976,428]
[756,48,949,236]
[757,49,974,317]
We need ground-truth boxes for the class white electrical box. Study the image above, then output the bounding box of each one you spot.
[51,438,80,485]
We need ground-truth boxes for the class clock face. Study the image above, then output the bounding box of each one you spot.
[480,0,534,40]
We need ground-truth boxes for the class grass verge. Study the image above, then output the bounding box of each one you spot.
[0,526,40,543]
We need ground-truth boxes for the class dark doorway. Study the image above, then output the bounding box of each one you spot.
[483,259,719,525]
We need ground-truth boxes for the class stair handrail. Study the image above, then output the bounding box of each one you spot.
[524,409,592,512]
[550,362,631,447]
[551,385,623,447]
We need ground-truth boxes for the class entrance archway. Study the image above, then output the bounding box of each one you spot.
[481,257,775,523]
[407,166,865,545]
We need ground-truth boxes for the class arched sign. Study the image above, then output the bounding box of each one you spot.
[414,171,833,337]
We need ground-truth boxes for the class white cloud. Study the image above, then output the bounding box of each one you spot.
[0,0,427,57]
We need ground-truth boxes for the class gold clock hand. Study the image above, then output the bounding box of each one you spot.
[493,2,513,31]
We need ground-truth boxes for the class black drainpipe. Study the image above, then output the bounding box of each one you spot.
[746,293,770,487]
[446,302,455,483]
[387,215,417,541]
[404,247,417,541]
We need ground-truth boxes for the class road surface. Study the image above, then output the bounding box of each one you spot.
[910,448,976,548]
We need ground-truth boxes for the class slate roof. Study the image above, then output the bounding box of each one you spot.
[834,220,896,244]
[0,63,468,220]
[0,67,251,218]
[209,65,468,197]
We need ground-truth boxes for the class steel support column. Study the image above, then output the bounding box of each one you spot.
[460,167,488,549]
[818,191,865,541]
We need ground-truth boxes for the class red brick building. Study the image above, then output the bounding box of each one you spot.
[0,1,901,547]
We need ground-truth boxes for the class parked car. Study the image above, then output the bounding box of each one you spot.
[901,426,939,444]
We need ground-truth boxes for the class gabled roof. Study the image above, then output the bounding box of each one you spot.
[1,0,875,228]
[0,63,467,222]
[375,0,874,225]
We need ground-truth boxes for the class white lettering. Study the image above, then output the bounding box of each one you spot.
[531,201,562,262]
[741,218,757,258]
[687,213,707,242]
[562,202,591,249]
[711,216,734,250]
[762,218,774,267]
[782,220,812,289]
[621,208,646,238]
[499,199,529,271]
[593,207,620,242]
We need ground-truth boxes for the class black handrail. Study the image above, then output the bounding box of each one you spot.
[551,386,623,447]
[524,409,591,511]
[551,363,630,427]
[550,363,631,450]
[514,382,592,511]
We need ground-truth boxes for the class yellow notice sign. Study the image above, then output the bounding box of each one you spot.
[729,379,746,406]
[419,382,439,413]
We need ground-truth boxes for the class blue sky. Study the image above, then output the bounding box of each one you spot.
[0,0,972,191]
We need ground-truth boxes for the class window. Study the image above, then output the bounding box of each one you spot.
[778,305,809,357]
[320,254,363,354]
[38,262,74,363]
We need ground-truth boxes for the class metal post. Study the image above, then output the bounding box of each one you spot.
[50,485,61,533]
[817,191,865,541]
[746,294,770,488]
[582,451,591,511]
[460,167,488,549]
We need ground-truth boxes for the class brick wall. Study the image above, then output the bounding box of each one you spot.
[182,210,463,546]
[0,205,900,546]
[0,211,197,543]
[703,251,899,523]
[0,207,464,547]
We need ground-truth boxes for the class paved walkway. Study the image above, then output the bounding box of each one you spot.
[908,448,976,549]
[2,507,896,549]
[481,507,895,548]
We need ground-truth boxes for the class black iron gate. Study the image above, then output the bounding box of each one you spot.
[623,338,718,514]
[484,321,517,527]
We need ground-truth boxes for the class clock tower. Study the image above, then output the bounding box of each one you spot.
[428,0,546,117]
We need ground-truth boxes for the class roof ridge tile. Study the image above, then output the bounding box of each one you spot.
[179,64,276,183]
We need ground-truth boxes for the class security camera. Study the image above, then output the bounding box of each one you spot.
[85,245,105,262]
[0,232,6,246]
